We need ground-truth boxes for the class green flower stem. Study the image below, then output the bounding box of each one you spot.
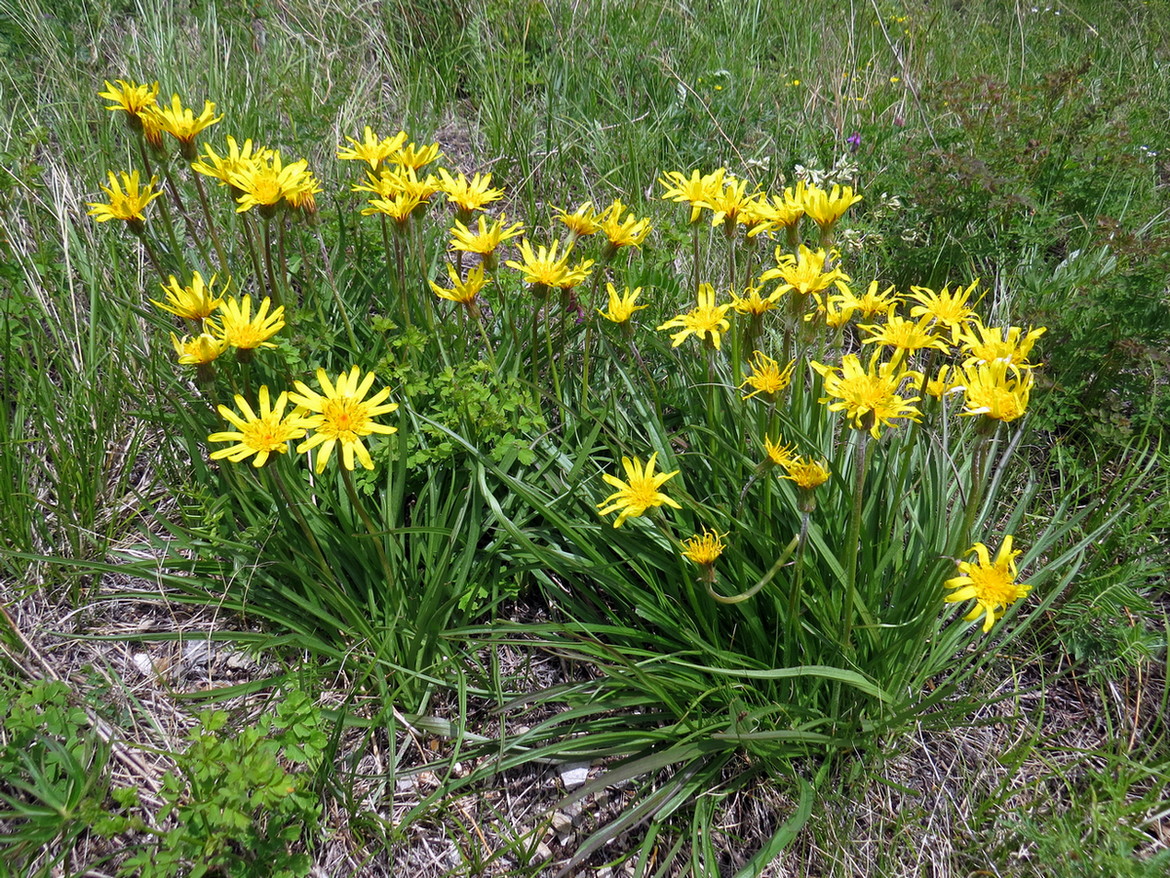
[340,465,394,590]
[238,211,266,295]
[691,222,701,297]
[841,424,872,652]
[544,298,562,404]
[266,463,336,586]
[706,533,800,605]
[261,214,283,310]
[960,422,996,550]
[393,230,410,331]
[785,511,811,664]
[579,259,606,413]
[277,210,293,307]
[160,161,212,267]
[191,170,232,288]
[314,229,358,352]
[133,229,168,282]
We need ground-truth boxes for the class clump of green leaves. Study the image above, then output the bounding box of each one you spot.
[123,690,327,878]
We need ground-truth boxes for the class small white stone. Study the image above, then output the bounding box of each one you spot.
[551,811,573,834]
[558,761,591,790]
[533,841,553,862]
[131,653,153,677]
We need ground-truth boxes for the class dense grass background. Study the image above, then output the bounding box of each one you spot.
[2,0,1169,875]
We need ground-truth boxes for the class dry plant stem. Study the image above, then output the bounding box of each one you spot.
[261,214,282,309]
[239,210,266,294]
[340,465,394,589]
[841,425,872,652]
[191,170,231,286]
[315,229,358,351]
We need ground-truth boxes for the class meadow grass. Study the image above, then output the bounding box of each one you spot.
[2,0,1169,875]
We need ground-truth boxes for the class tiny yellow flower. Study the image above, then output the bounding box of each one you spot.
[681,529,727,566]
[337,127,407,169]
[192,137,271,187]
[955,360,1034,423]
[812,353,923,438]
[152,271,224,320]
[741,351,796,401]
[958,321,1046,368]
[438,168,504,215]
[854,281,903,319]
[98,79,160,121]
[599,199,652,252]
[781,456,831,490]
[598,283,648,324]
[290,366,400,473]
[450,214,525,268]
[730,286,781,317]
[859,306,951,361]
[763,435,798,468]
[908,280,980,342]
[230,151,315,214]
[945,536,1031,633]
[596,452,682,528]
[657,284,732,350]
[430,263,489,308]
[208,386,308,468]
[147,94,223,158]
[801,182,862,231]
[759,245,850,298]
[170,331,228,366]
[213,295,285,351]
[389,140,442,170]
[554,201,609,240]
[86,170,163,226]
[362,191,425,228]
[505,239,572,290]
[658,168,725,224]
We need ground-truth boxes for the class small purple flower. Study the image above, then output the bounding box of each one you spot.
[846,131,862,153]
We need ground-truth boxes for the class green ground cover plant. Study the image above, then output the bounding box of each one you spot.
[2,0,1168,874]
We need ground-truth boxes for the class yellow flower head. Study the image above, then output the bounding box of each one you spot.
[389,139,442,170]
[290,366,400,473]
[192,137,271,187]
[554,201,609,240]
[450,214,525,263]
[337,127,407,169]
[430,263,489,307]
[741,351,796,401]
[87,170,163,225]
[657,284,732,350]
[908,280,980,342]
[763,435,798,468]
[955,360,1034,423]
[859,306,951,361]
[362,191,425,227]
[958,321,1046,368]
[924,364,960,399]
[945,536,1031,632]
[781,456,831,491]
[438,168,504,215]
[98,78,160,120]
[147,94,222,157]
[230,151,314,214]
[658,168,725,224]
[598,283,648,324]
[170,331,228,366]
[801,182,862,230]
[600,199,652,252]
[681,529,727,566]
[812,352,923,438]
[703,175,754,228]
[505,239,572,289]
[730,286,782,317]
[596,452,682,528]
[759,245,849,297]
[212,295,285,351]
[808,283,860,329]
[152,271,224,320]
[855,281,903,320]
[557,258,595,291]
[208,386,308,468]
[375,165,442,202]
[745,189,805,238]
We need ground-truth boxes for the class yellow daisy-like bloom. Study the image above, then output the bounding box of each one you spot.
[781,456,831,490]
[955,360,1034,423]
[505,239,572,289]
[596,452,682,528]
[702,175,754,229]
[147,94,222,158]
[908,281,980,342]
[854,281,903,320]
[746,189,805,238]
[945,536,1031,633]
[657,284,732,350]
[208,386,308,468]
[958,321,1046,368]
[659,168,725,224]
[812,353,923,438]
[859,306,951,361]
[230,151,314,214]
[556,258,595,291]
[741,351,796,401]
[362,191,425,228]
[759,245,849,298]
[809,283,860,329]
[337,127,407,169]
[170,331,228,366]
[450,214,525,268]
[438,168,504,216]
[598,283,648,324]
[98,78,160,121]
[681,528,727,565]
[924,364,960,399]
[290,367,399,473]
[374,165,442,203]
[192,137,270,187]
[430,263,489,307]
[87,170,164,226]
[213,295,285,350]
[554,201,609,241]
[599,199,652,252]
[152,271,224,320]
[730,286,781,317]
[801,182,862,230]
[389,140,442,170]
[763,435,798,468]
[286,170,324,214]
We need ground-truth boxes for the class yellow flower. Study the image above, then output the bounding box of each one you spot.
[945,536,1031,633]
[745,189,805,238]
[98,78,159,120]
[554,201,609,240]
[703,175,754,229]
[556,258,595,291]
[375,165,442,202]
[430,263,489,307]
[801,182,862,230]
[389,140,442,170]
[741,351,796,401]
[208,386,307,468]
[730,286,782,317]
[658,168,725,224]
[600,199,652,252]
[290,366,399,472]
[450,214,525,267]
[596,452,682,528]
[681,529,727,565]
[763,435,798,468]
[657,284,732,350]
[230,151,314,214]
[781,456,831,490]
[924,364,960,399]
[286,170,323,214]
[859,306,951,361]
[213,295,285,350]
[809,283,859,329]
[362,191,425,227]
[908,280,980,342]
[192,137,270,187]
[147,94,222,157]
[337,127,407,169]
[955,360,1034,423]
[759,245,849,298]
[86,170,163,226]
[152,271,224,320]
[958,321,1046,368]
[598,283,648,324]
[812,353,923,438]
[170,331,228,366]
[854,280,903,319]
[505,239,572,289]
[438,168,503,215]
